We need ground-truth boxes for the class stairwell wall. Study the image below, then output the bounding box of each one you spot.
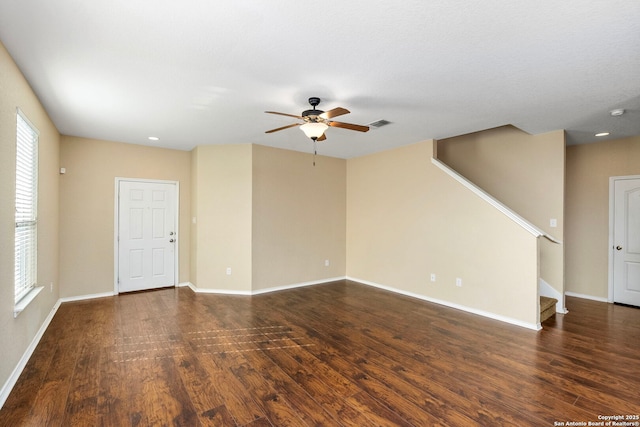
[436,126,565,295]
[346,140,539,327]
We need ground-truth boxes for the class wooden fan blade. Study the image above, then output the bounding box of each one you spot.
[317,133,327,141]
[328,121,370,132]
[265,123,301,133]
[320,107,350,119]
[265,111,303,119]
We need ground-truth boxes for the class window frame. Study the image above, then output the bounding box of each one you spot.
[14,109,39,311]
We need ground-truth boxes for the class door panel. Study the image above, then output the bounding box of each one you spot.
[118,180,176,293]
[627,263,640,292]
[613,179,640,306]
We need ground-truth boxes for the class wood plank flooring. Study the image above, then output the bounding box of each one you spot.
[1,280,639,426]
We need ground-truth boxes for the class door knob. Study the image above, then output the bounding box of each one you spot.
[616,245,622,251]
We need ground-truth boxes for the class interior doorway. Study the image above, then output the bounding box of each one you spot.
[610,176,640,307]
[115,178,179,293]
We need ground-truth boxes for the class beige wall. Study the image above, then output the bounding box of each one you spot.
[565,136,640,298]
[347,140,539,326]
[59,136,191,297]
[437,126,565,293]
[252,145,346,291]
[190,144,346,293]
[191,144,252,292]
[0,42,60,393]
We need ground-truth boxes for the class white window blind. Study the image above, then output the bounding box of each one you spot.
[15,111,38,303]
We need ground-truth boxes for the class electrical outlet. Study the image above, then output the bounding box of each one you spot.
[430,273,436,282]
[456,278,462,287]
[550,218,557,228]
[50,282,53,292]
[226,267,232,275]
[325,259,330,267]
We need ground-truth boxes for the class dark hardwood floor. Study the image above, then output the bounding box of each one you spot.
[1,280,639,426]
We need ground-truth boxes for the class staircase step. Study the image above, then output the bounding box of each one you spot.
[540,296,558,323]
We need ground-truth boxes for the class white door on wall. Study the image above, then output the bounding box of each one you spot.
[613,177,640,307]
[117,180,177,293]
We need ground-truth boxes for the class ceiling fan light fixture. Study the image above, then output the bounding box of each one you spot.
[300,122,328,140]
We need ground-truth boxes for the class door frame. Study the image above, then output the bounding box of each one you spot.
[114,177,180,295]
[608,174,640,302]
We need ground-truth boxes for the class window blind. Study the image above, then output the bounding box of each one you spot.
[15,112,38,303]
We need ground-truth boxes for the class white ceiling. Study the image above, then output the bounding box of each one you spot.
[1,1,639,158]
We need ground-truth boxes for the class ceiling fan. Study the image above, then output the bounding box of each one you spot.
[265,97,369,141]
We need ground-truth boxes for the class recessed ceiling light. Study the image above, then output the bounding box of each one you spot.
[610,109,625,116]
[148,136,159,141]
[595,132,610,137]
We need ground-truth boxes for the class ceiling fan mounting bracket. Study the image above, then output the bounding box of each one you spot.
[302,97,324,122]
[308,97,321,108]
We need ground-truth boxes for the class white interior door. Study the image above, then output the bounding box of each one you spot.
[613,178,640,307]
[117,180,177,293]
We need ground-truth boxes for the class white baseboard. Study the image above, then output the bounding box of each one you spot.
[251,277,346,295]
[189,284,252,295]
[564,291,609,303]
[59,291,115,303]
[347,276,542,331]
[0,298,61,409]
[186,277,347,296]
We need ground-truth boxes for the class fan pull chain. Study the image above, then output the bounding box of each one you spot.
[313,139,317,166]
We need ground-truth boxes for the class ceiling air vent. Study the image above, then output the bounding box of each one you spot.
[368,119,391,129]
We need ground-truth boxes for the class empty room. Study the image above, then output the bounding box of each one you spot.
[1,1,640,426]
